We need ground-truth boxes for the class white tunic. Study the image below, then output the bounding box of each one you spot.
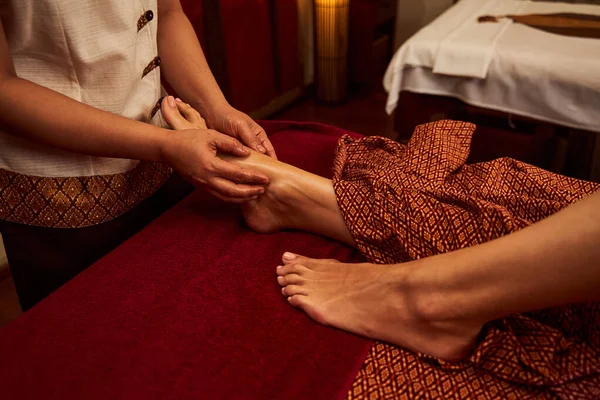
[1,0,167,176]
[0,0,172,228]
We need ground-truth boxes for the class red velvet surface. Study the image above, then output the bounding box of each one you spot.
[0,122,372,400]
[220,0,276,112]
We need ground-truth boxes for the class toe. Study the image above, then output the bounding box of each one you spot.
[277,273,304,287]
[276,264,308,276]
[161,96,195,131]
[287,296,327,326]
[281,252,298,264]
[287,295,308,308]
[282,252,314,266]
[176,100,207,129]
[282,285,306,296]
[282,253,344,269]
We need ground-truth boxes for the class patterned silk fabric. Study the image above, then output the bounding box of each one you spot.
[332,121,600,399]
[0,162,171,228]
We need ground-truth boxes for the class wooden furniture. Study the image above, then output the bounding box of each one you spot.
[350,0,397,88]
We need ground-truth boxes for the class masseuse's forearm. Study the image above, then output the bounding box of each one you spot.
[0,76,170,162]
[157,7,229,119]
[413,189,600,322]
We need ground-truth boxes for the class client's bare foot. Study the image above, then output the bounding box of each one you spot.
[161,96,208,130]
[161,96,300,233]
[164,96,479,361]
[277,252,482,362]
[161,96,354,244]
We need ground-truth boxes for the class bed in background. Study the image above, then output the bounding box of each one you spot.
[385,0,600,181]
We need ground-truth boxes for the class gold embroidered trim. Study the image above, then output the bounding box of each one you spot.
[137,10,154,32]
[150,97,165,120]
[142,56,161,78]
[0,162,172,228]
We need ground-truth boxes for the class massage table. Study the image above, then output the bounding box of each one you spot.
[0,122,372,399]
[385,0,600,180]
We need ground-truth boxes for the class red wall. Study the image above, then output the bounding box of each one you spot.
[273,0,303,95]
[220,0,276,112]
[174,0,302,114]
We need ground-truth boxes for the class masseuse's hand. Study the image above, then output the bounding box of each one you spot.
[161,127,269,203]
[206,104,278,160]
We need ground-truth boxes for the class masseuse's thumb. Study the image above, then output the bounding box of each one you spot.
[214,133,250,157]
[241,125,267,153]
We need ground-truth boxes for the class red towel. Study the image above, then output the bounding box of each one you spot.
[0,122,372,400]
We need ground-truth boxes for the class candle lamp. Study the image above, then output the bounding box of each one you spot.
[314,0,350,103]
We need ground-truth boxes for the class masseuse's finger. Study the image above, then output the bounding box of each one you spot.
[208,177,265,201]
[212,133,250,158]
[211,157,269,185]
[239,122,278,160]
[254,128,278,160]
[207,187,258,204]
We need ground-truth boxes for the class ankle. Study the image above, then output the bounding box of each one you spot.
[401,259,465,325]
[269,177,308,219]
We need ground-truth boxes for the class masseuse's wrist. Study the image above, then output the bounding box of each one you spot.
[189,99,232,130]
[105,122,172,164]
[153,126,178,164]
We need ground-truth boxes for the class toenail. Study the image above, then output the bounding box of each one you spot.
[281,287,286,294]
[168,96,175,107]
[277,276,284,284]
[175,98,183,103]
[276,265,282,269]
[283,252,296,261]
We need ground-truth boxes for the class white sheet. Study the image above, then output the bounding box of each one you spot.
[384,0,600,133]
[433,0,524,78]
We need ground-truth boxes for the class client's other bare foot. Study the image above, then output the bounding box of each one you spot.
[277,252,482,362]
[160,96,354,244]
[161,96,208,130]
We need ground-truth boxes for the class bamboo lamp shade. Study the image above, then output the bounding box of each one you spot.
[314,0,350,103]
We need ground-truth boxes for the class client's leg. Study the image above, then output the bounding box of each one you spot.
[277,190,600,362]
[161,97,479,361]
[161,97,354,246]
[226,152,355,246]
[161,97,600,363]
